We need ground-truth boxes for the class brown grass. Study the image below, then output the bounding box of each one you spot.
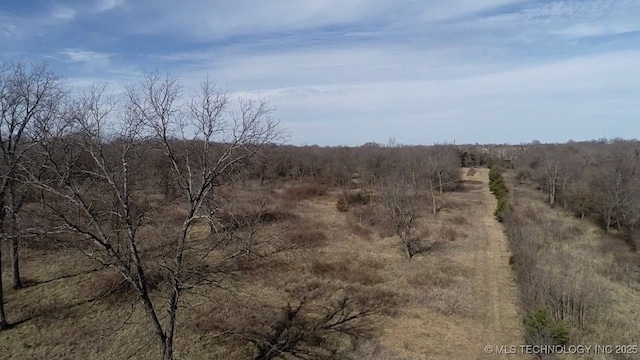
[448,214,469,226]
[1,175,519,360]
[310,259,385,285]
[286,228,328,248]
[438,225,459,242]
[83,269,167,303]
[456,179,483,192]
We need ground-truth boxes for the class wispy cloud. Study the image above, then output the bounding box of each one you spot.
[60,48,110,63]
[0,0,639,144]
[51,5,76,21]
[465,0,640,39]
[95,0,125,12]
[116,0,525,40]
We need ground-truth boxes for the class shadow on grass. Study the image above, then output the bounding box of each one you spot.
[20,266,106,288]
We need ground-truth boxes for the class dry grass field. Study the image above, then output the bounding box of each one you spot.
[0,168,529,359]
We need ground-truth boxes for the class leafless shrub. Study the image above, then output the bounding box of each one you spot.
[520,205,543,224]
[348,223,373,239]
[218,207,297,232]
[438,225,458,242]
[346,191,370,206]
[503,208,610,348]
[225,284,395,360]
[336,197,349,213]
[425,279,476,317]
[350,205,383,228]
[408,261,469,289]
[438,197,467,211]
[283,183,328,202]
[336,190,370,213]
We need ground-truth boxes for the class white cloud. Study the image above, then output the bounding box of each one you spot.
[95,0,125,12]
[217,50,640,145]
[120,0,524,40]
[51,6,77,21]
[465,0,640,39]
[554,23,639,38]
[3,0,640,145]
[60,49,110,63]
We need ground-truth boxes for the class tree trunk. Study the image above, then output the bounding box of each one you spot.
[160,222,190,360]
[163,284,179,360]
[40,189,46,211]
[0,198,7,329]
[548,178,556,207]
[8,184,22,290]
[429,180,437,215]
[137,289,169,359]
[402,237,412,259]
[604,215,611,233]
[11,237,21,289]
[0,242,7,330]
[162,339,173,360]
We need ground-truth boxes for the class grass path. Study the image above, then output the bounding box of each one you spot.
[473,168,525,358]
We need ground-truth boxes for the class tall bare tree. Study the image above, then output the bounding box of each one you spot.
[28,72,281,359]
[0,62,64,328]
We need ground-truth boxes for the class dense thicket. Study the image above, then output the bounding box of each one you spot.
[461,140,640,250]
[509,140,640,250]
[253,143,460,190]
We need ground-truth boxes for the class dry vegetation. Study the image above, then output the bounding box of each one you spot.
[2,60,639,360]
[0,165,525,359]
[502,170,640,360]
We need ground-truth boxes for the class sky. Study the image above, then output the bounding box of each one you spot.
[1,0,639,146]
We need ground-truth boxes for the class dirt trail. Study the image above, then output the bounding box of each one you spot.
[474,168,525,358]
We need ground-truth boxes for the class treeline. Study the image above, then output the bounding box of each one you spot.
[250,143,461,189]
[510,139,640,249]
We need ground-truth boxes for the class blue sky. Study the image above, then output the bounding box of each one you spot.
[1,0,639,145]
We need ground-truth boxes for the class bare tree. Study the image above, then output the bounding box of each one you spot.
[591,141,640,245]
[245,295,385,360]
[28,72,281,359]
[422,146,459,215]
[542,154,559,207]
[382,174,420,259]
[0,62,64,328]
